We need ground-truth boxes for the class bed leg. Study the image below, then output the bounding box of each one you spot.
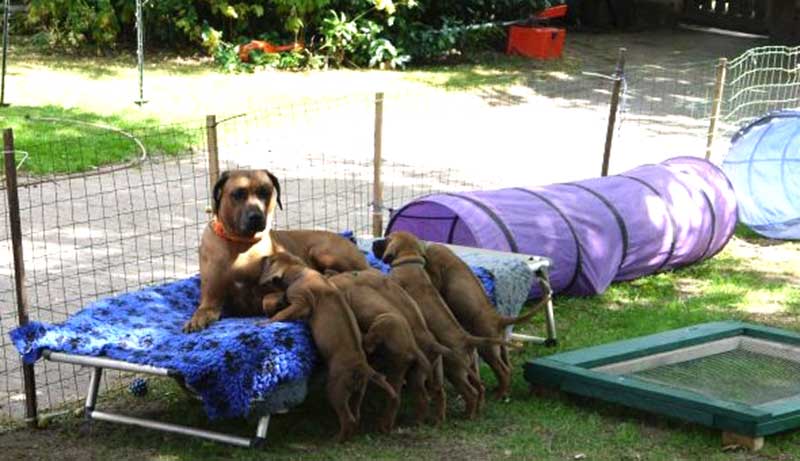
[85,367,103,419]
[537,269,558,347]
[251,414,271,448]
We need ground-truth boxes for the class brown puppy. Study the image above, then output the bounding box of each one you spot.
[422,243,552,398]
[184,169,368,333]
[271,230,369,274]
[329,270,435,430]
[260,252,398,442]
[380,232,511,419]
[336,271,451,425]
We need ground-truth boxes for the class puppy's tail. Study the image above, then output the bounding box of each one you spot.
[497,281,552,328]
[368,368,398,401]
[465,334,513,349]
[426,341,453,360]
[413,347,433,377]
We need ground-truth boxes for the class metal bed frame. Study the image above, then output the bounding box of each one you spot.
[43,350,271,447]
[443,244,557,346]
[41,246,557,448]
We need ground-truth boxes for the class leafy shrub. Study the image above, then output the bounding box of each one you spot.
[22,0,561,67]
[27,0,120,49]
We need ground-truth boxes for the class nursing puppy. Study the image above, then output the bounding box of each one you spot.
[260,252,397,442]
[337,272,451,425]
[421,242,552,398]
[329,270,434,431]
[378,232,511,419]
[184,169,368,333]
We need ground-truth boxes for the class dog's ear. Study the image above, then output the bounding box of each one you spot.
[259,256,285,286]
[371,239,387,259]
[212,171,231,214]
[264,170,283,210]
[380,237,396,264]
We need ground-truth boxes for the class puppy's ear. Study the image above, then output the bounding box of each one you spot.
[264,170,283,210]
[259,257,285,286]
[212,171,231,214]
[418,239,427,256]
[371,239,387,259]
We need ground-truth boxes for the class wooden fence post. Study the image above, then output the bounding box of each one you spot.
[372,92,385,238]
[4,128,38,427]
[206,115,220,209]
[706,57,728,160]
[602,48,626,177]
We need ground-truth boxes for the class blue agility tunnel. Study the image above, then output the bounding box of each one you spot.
[723,110,800,240]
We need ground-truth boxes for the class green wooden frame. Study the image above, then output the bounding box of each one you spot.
[524,321,800,436]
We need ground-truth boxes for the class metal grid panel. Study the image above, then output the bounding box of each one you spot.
[724,46,800,132]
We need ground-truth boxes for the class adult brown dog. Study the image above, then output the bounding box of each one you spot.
[184,170,368,333]
[421,243,551,398]
[379,232,511,419]
[329,270,435,430]
[260,252,398,442]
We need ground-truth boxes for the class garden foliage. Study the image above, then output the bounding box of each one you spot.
[23,0,561,69]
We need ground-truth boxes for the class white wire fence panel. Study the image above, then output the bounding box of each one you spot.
[614,60,719,170]
[0,186,26,422]
[0,124,210,422]
[724,46,800,133]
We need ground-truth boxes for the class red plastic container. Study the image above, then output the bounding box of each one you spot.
[534,4,568,19]
[506,26,566,59]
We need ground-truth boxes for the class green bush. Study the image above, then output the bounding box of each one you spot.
[22,0,562,66]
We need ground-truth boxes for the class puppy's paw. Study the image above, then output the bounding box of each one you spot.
[182,309,220,333]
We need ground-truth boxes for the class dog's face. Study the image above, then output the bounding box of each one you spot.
[259,252,305,287]
[213,170,283,237]
[377,231,426,264]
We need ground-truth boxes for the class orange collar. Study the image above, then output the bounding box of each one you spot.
[211,218,263,245]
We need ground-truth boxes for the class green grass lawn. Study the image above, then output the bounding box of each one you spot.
[3,231,797,461]
[1,105,202,175]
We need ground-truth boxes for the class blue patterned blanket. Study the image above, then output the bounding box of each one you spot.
[10,276,316,420]
[10,239,532,420]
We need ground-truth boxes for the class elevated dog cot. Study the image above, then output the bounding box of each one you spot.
[11,241,555,447]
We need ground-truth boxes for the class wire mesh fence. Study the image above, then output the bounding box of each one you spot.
[615,60,719,168]
[723,45,800,133]
[1,43,796,426]
[0,124,210,422]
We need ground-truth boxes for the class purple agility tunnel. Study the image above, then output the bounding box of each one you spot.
[385,157,737,297]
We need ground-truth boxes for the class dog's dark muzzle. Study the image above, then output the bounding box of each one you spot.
[243,209,266,233]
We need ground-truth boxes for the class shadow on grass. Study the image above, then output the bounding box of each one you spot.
[1,105,202,175]
[533,249,798,353]
[732,223,789,248]
[10,37,213,79]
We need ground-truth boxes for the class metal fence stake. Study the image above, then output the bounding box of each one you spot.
[134,0,147,106]
[372,92,384,237]
[3,128,38,427]
[206,115,220,206]
[602,48,626,177]
[1,0,10,107]
[706,57,728,160]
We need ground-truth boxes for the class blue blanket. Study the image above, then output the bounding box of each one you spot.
[10,276,316,420]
